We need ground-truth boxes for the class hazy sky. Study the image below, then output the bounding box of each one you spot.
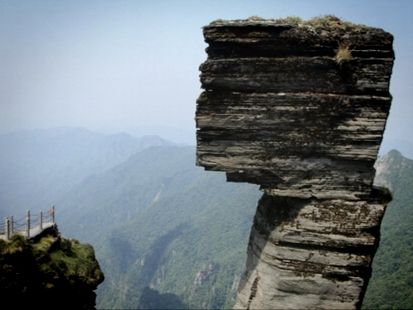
[0,0,412,145]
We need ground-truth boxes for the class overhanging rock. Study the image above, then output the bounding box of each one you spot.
[196,16,394,309]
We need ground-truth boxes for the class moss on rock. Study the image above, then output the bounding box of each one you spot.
[0,226,104,309]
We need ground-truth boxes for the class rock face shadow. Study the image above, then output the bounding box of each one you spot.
[123,224,188,308]
[138,286,188,309]
[139,224,187,286]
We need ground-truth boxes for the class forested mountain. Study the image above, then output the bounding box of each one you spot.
[57,145,412,309]
[56,146,260,308]
[363,150,413,309]
[0,128,168,217]
[0,129,411,309]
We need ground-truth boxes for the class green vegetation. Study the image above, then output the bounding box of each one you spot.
[0,227,104,308]
[57,146,260,309]
[1,129,411,309]
[59,146,412,309]
[362,150,413,309]
[139,287,189,309]
[0,234,28,254]
[17,230,104,285]
[48,238,103,286]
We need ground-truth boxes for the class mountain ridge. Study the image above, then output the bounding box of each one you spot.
[0,128,411,309]
[0,127,171,217]
[363,149,413,308]
[54,145,411,309]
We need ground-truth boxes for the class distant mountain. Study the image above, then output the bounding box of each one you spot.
[56,146,413,309]
[57,146,204,243]
[362,150,413,309]
[0,127,169,217]
[57,146,412,309]
[1,128,411,309]
[57,146,260,309]
[379,138,413,160]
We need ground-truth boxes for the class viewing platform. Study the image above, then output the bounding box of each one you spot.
[0,207,56,241]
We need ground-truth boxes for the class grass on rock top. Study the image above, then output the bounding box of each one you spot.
[0,230,104,286]
[209,15,368,31]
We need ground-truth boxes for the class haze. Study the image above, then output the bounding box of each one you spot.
[0,0,412,147]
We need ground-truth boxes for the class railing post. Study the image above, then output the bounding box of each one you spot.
[5,217,10,240]
[40,211,43,230]
[10,216,14,235]
[52,206,55,224]
[26,210,30,238]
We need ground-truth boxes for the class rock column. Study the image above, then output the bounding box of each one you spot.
[196,17,394,309]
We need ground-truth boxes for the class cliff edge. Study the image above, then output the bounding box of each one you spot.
[0,225,104,309]
[196,16,394,309]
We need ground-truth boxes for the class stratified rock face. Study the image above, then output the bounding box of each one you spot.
[235,189,391,309]
[197,17,394,199]
[196,16,394,309]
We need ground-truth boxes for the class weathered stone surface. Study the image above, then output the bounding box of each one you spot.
[197,17,394,198]
[196,16,394,309]
[203,19,393,60]
[200,58,392,95]
[197,91,391,199]
[234,188,390,309]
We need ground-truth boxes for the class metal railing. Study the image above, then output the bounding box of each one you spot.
[1,206,55,240]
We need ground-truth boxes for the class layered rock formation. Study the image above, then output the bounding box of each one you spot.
[196,16,394,309]
[0,225,104,309]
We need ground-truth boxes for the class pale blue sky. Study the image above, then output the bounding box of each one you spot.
[0,0,412,147]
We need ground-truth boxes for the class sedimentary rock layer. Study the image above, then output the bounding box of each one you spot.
[234,188,391,309]
[203,20,393,59]
[200,58,392,95]
[197,17,394,198]
[196,17,394,309]
[197,91,391,199]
